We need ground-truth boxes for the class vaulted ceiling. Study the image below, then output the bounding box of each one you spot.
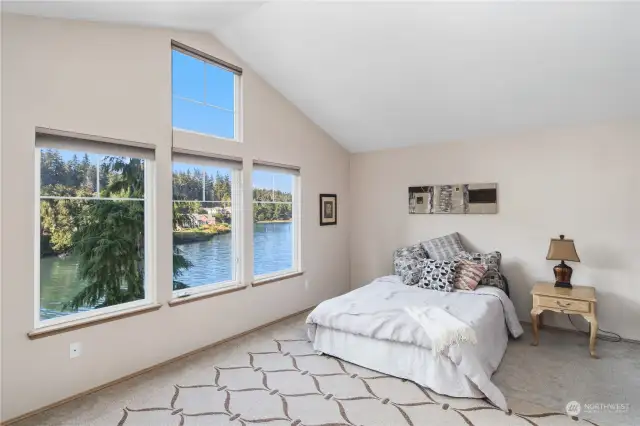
[4,2,640,152]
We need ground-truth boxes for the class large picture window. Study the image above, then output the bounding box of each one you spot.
[172,152,242,296]
[36,133,155,327]
[172,41,242,140]
[253,163,300,279]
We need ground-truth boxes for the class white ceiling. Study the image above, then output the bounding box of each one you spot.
[4,1,640,153]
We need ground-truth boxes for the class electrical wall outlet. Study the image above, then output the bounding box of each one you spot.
[305,279,310,290]
[70,342,82,359]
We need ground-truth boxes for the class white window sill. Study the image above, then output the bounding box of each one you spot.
[28,303,162,340]
[168,284,247,307]
[252,271,304,287]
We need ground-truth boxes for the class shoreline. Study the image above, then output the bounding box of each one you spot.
[44,221,294,253]
[173,228,231,244]
[256,220,292,224]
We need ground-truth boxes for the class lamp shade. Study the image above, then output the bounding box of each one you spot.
[546,235,580,262]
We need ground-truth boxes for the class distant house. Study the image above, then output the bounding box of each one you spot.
[208,206,231,215]
[197,214,216,225]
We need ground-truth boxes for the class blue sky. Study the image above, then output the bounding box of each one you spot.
[172,50,235,139]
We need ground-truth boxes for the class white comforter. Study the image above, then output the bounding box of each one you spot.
[306,275,523,410]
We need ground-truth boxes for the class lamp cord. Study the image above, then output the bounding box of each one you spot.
[566,314,622,343]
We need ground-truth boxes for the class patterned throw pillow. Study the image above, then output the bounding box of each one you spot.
[455,251,505,290]
[393,243,429,286]
[417,259,460,292]
[454,259,488,290]
[481,270,506,291]
[420,233,465,261]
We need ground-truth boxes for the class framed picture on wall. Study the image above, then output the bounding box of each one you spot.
[319,194,337,226]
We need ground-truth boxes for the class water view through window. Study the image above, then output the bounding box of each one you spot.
[38,154,297,320]
[172,160,235,290]
[41,222,294,316]
[38,147,149,321]
[253,169,295,276]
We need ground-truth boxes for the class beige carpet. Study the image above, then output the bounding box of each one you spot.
[114,338,594,426]
[13,314,639,426]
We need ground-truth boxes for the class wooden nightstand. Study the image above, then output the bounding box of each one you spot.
[530,282,598,358]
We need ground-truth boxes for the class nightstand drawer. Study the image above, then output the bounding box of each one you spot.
[538,296,590,313]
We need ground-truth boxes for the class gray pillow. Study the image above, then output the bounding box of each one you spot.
[421,233,465,261]
[417,259,460,292]
[455,251,505,290]
[393,243,428,286]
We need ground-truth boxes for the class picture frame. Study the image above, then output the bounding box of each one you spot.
[319,194,337,226]
[409,183,498,214]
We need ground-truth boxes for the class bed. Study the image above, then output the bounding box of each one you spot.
[306,275,523,410]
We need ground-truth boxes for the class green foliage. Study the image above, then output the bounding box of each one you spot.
[40,150,96,190]
[40,152,192,313]
[63,156,149,310]
[252,187,292,223]
[41,152,295,314]
[40,185,93,253]
[172,246,192,290]
[172,169,231,204]
[172,167,294,223]
[64,199,145,310]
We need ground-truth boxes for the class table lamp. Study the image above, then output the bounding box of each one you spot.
[546,235,580,288]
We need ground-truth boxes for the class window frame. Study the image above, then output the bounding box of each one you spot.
[171,158,243,298]
[252,170,301,281]
[33,144,156,330]
[171,43,243,143]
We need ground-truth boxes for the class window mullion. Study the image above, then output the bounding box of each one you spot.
[203,60,207,105]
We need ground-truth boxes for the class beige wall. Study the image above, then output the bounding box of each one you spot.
[0,14,350,421]
[350,122,640,341]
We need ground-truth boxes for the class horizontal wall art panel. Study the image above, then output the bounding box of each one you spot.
[408,183,497,214]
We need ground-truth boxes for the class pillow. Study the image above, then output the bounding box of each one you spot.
[454,259,488,290]
[420,233,465,261]
[417,259,460,292]
[456,250,501,269]
[480,270,506,291]
[455,251,505,290]
[393,243,429,286]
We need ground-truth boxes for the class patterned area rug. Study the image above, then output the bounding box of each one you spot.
[116,338,597,426]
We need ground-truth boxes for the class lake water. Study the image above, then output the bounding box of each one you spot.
[40,222,293,319]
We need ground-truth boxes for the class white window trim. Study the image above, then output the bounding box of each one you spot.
[253,174,302,281]
[171,168,243,298]
[172,280,242,299]
[171,127,239,145]
[171,49,242,143]
[34,147,157,329]
[234,73,243,143]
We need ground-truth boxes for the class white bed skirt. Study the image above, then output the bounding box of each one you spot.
[312,324,507,400]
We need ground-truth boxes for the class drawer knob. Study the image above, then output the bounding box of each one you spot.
[556,301,571,308]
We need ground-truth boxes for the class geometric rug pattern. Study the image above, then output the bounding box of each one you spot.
[117,338,599,426]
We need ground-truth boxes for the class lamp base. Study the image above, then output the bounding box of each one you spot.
[553,261,573,289]
[554,281,573,289]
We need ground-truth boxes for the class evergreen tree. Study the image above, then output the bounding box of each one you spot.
[68,154,81,187]
[62,156,192,310]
